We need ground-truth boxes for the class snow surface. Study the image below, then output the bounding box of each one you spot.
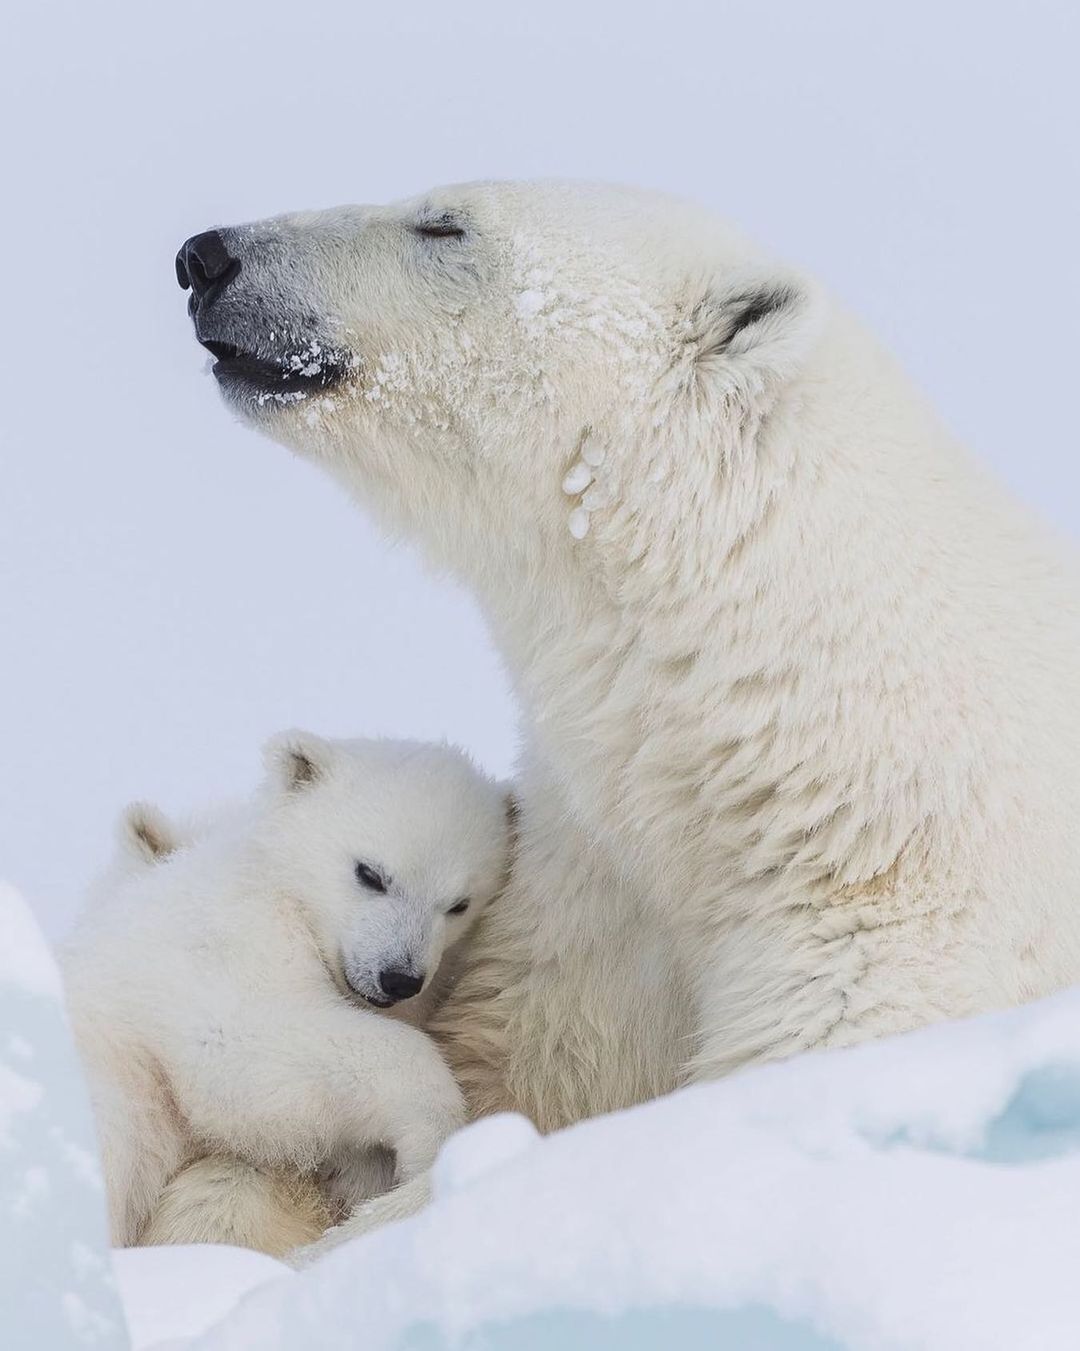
[8,879,1080,1350]
[0,883,126,1348]
[172,991,1080,1351]
[111,1247,290,1351]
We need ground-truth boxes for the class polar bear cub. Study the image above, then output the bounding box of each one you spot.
[62,732,509,1248]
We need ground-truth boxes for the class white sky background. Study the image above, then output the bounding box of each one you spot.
[3,0,1078,935]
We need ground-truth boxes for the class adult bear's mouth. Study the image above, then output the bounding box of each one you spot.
[197,334,349,405]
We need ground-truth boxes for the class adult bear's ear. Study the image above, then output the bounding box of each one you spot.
[263,729,335,792]
[683,267,826,392]
[118,801,181,865]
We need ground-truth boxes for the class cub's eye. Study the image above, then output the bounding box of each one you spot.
[447,898,470,916]
[414,216,466,240]
[355,862,387,893]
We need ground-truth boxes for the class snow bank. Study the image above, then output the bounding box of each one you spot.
[0,882,126,1348]
[181,988,1080,1351]
[111,1246,290,1350]
[6,880,1080,1349]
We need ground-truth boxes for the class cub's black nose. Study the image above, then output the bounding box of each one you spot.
[378,968,424,1002]
[175,230,240,303]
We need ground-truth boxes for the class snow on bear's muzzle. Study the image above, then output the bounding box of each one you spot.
[175,226,351,409]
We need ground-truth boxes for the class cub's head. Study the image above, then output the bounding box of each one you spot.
[256,731,510,1009]
[177,181,825,584]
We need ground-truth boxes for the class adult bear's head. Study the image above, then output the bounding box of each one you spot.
[177,181,826,589]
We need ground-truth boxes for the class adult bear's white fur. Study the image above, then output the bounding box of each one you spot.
[183,181,1080,1245]
[63,732,508,1249]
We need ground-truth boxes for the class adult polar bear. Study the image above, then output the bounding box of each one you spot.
[177,181,1080,1239]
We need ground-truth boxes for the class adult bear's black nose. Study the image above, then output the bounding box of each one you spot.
[175,230,240,303]
[378,968,424,1002]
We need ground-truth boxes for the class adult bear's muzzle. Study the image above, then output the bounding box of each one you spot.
[175,223,350,409]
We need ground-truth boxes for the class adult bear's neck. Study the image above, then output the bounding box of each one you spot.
[464,356,999,894]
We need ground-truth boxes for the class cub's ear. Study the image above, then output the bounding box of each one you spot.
[119,801,182,866]
[684,267,826,390]
[263,729,335,793]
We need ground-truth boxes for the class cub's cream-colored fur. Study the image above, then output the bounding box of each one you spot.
[63,733,508,1251]
[140,1157,331,1259]
[184,181,1080,1254]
